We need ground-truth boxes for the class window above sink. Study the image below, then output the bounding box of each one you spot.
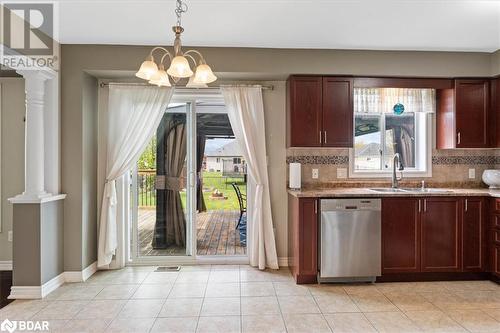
[349,88,434,178]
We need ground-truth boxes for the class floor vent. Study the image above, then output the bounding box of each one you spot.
[155,266,181,272]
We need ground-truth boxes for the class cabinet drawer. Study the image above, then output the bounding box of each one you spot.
[494,230,500,245]
[495,199,500,213]
[493,215,500,229]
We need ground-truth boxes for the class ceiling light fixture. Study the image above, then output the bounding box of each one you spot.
[136,0,217,87]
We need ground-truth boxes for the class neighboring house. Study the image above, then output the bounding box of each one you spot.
[204,140,246,175]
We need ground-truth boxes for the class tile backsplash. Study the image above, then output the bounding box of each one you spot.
[286,148,500,188]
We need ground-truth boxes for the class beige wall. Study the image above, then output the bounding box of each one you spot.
[0,78,25,262]
[60,45,499,262]
[492,50,500,76]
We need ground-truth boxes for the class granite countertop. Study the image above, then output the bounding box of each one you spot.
[288,187,500,198]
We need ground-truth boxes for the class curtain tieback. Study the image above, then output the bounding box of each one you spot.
[156,175,182,191]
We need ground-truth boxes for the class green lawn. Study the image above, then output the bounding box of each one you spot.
[139,171,246,211]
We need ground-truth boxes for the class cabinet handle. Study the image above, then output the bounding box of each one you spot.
[465,199,468,212]
[423,199,427,212]
[418,199,421,213]
[314,200,318,214]
[319,131,322,144]
[324,131,327,144]
[457,132,461,145]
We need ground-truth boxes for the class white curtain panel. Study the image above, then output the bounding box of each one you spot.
[221,86,279,270]
[354,88,436,114]
[98,85,173,268]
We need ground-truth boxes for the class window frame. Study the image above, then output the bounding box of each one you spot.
[349,112,432,178]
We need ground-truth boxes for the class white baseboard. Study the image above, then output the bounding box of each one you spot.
[9,272,65,299]
[9,261,98,299]
[64,261,97,283]
[278,257,289,267]
[0,260,12,271]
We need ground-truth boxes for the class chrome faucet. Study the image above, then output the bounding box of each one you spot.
[391,153,404,188]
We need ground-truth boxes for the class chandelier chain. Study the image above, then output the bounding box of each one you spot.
[175,0,188,27]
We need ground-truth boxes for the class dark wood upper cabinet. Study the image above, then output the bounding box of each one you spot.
[287,76,322,147]
[287,75,353,148]
[437,79,490,148]
[455,80,489,148]
[462,197,486,272]
[491,78,500,148]
[421,197,461,272]
[381,198,420,273]
[322,77,353,147]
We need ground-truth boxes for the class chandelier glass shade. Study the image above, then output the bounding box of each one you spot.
[136,0,217,87]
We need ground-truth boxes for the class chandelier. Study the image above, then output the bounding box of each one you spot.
[135,0,217,87]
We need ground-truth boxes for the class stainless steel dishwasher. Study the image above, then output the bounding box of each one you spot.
[319,198,381,283]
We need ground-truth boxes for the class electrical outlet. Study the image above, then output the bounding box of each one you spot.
[8,231,13,242]
[312,169,319,179]
[468,168,475,179]
[337,168,347,179]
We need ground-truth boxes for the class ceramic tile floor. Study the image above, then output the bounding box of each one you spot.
[2,265,500,332]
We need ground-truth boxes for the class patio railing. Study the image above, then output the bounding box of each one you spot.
[138,169,156,207]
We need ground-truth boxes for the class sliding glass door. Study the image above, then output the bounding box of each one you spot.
[131,102,196,261]
[129,92,248,264]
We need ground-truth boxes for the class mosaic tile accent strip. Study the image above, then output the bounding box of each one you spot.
[432,155,498,165]
[286,155,500,165]
[286,155,348,165]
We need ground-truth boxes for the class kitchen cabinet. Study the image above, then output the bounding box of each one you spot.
[437,79,490,148]
[421,197,461,272]
[322,77,353,147]
[490,198,500,278]
[462,198,486,272]
[288,195,318,283]
[381,198,420,273]
[491,78,500,148]
[382,196,485,275]
[287,75,353,147]
[286,76,322,147]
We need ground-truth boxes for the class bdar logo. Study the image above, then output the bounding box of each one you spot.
[0,319,17,333]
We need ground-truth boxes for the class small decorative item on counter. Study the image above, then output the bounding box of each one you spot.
[482,169,500,189]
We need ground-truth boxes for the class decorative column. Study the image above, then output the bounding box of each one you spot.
[8,68,67,299]
[13,69,55,199]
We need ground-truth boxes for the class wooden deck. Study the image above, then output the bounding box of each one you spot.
[138,209,246,256]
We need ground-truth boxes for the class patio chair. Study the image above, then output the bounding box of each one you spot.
[231,182,246,229]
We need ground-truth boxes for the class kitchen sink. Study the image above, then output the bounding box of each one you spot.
[369,188,409,193]
[369,187,453,194]
[400,188,453,194]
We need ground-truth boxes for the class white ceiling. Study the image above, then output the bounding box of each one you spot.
[56,0,500,52]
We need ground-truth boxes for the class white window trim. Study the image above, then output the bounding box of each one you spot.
[348,113,433,179]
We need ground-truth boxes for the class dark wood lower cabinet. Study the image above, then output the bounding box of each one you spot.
[382,196,489,278]
[420,198,461,272]
[288,195,318,283]
[382,198,420,273]
[462,198,486,272]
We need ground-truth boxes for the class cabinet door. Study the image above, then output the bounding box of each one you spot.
[322,77,353,147]
[421,198,461,272]
[462,198,485,272]
[493,246,500,278]
[296,198,318,283]
[287,76,322,147]
[455,80,489,148]
[381,198,420,273]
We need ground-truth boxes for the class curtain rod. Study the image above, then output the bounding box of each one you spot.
[99,82,274,90]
